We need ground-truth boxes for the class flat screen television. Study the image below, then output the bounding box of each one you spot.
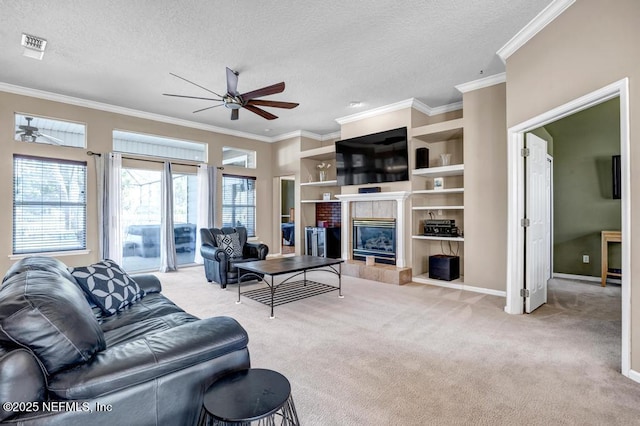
[335,127,409,186]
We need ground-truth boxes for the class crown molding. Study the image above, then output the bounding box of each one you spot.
[335,98,462,125]
[455,72,506,94]
[429,101,463,115]
[0,82,274,142]
[497,0,576,64]
[336,98,415,125]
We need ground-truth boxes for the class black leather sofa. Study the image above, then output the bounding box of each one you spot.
[0,256,250,425]
[200,227,269,289]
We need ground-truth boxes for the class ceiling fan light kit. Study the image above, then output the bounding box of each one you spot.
[16,116,63,145]
[163,67,299,120]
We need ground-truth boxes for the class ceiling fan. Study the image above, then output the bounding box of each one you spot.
[15,117,64,145]
[163,67,299,120]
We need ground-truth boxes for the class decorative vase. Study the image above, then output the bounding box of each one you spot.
[319,170,327,182]
[440,153,452,166]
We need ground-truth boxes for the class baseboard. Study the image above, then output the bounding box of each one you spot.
[628,369,640,384]
[553,273,621,285]
[412,275,506,297]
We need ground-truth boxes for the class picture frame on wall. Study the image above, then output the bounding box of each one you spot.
[433,177,444,190]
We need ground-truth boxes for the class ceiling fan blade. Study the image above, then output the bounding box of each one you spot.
[231,109,239,120]
[243,104,278,120]
[192,104,224,114]
[247,99,299,109]
[240,82,285,102]
[163,93,222,102]
[226,67,239,95]
[169,72,224,98]
[37,133,63,145]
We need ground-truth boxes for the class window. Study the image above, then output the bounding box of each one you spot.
[15,114,86,148]
[113,130,207,162]
[222,174,257,237]
[222,147,256,168]
[13,155,87,254]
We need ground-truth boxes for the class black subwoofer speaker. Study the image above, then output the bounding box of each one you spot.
[428,255,460,281]
[416,147,429,169]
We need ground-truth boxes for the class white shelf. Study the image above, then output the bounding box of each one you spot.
[300,199,341,204]
[412,164,464,177]
[300,179,338,187]
[412,188,464,195]
[299,145,335,161]
[412,235,464,242]
[412,206,464,211]
[411,118,464,143]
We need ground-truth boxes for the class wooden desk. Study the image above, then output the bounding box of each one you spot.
[601,230,621,287]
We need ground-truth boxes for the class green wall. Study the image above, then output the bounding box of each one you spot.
[546,98,621,277]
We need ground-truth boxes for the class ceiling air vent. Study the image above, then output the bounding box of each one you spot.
[21,33,47,60]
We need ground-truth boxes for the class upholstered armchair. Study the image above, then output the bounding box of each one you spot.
[200,227,269,288]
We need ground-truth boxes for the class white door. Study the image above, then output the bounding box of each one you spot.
[525,133,549,313]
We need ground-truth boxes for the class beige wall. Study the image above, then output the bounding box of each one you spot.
[462,83,508,291]
[505,0,640,368]
[1,91,274,272]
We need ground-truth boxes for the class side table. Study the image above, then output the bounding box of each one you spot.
[198,368,300,426]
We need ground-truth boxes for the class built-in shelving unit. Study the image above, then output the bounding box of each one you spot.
[410,117,465,284]
[300,179,338,187]
[300,199,341,204]
[412,164,464,177]
[299,145,335,161]
[298,143,340,256]
[412,206,464,211]
[412,235,464,242]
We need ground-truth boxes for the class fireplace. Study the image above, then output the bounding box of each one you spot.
[352,218,396,265]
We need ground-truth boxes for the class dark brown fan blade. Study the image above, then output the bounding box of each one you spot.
[243,104,278,120]
[192,104,224,114]
[226,67,239,95]
[247,99,299,109]
[231,109,239,120]
[240,82,285,102]
[169,73,224,98]
[163,93,222,102]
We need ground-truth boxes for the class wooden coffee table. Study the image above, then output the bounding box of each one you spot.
[236,255,344,318]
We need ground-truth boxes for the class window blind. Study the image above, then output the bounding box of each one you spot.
[222,174,256,237]
[13,155,87,254]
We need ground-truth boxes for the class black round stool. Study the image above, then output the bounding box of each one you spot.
[198,368,300,426]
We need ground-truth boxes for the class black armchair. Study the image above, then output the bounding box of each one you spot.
[200,226,269,288]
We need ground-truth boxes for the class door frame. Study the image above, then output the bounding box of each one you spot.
[505,78,631,377]
[275,175,296,256]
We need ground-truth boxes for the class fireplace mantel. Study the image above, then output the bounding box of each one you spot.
[334,191,411,203]
[335,191,411,267]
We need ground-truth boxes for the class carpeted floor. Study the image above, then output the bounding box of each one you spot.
[154,266,640,425]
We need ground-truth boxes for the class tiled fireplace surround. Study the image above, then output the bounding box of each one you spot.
[334,192,412,285]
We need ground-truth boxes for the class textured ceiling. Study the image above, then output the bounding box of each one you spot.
[0,0,553,139]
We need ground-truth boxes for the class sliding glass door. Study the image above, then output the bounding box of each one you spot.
[121,168,162,272]
[120,168,198,272]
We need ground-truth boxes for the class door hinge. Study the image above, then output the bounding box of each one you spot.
[521,218,530,227]
[520,288,530,297]
[521,148,530,157]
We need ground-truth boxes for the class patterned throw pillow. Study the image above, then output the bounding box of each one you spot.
[70,259,145,316]
[215,233,243,258]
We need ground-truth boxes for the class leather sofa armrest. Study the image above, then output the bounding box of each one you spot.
[201,245,228,263]
[131,274,162,294]
[244,242,269,260]
[48,316,249,400]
